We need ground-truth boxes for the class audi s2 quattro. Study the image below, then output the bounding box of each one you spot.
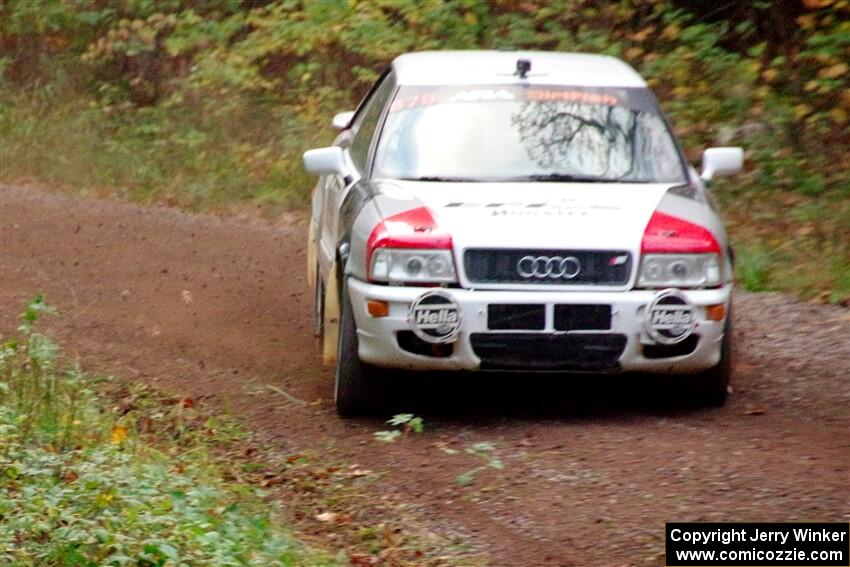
[303,51,743,415]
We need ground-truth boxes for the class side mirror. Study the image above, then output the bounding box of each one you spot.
[332,111,355,130]
[700,147,743,183]
[303,146,348,177]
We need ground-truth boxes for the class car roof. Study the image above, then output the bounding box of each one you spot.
[391,50,647,88]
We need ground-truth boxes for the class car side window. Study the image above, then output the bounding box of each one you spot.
[349,72,396,173]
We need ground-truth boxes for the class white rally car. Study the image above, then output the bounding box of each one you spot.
[304,51,743,415]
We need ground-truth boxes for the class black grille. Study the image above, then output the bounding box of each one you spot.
[488,304,545,330]
[464,249,631,285]
[642,334,700,359]
[470,333,626,371]
[554,304,611,331]
[397,331,453,358]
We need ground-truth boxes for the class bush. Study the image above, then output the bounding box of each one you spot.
[0,297,336,566]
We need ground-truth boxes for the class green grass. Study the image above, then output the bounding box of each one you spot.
[0,297,338,566]
[0,87,328,213]
[736,247,772,292]
[714,176,850,303]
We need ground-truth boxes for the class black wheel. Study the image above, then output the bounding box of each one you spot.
[334,279,379,416]
[691,314,733,407]
[313,266,324,340]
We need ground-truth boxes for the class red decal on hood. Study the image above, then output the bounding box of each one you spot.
[641,211,720,254]
[367,207,452,266]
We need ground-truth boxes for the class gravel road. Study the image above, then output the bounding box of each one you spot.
[2,183,848,566]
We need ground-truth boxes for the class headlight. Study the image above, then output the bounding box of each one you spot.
[637,254,721,288]
[370,249,457,284]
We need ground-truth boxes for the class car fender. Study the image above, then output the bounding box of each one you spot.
[337,180,384,282]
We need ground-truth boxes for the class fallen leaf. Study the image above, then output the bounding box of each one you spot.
[349,553,375,566]
[110,425,128,444]
[260,475,284,487]
[315,511,337,523]
[796,224,814,236]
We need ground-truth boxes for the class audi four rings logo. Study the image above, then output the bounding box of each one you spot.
[517,255,582,279]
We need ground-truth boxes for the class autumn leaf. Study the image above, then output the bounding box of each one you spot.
[349,553,375,566]
[802,0,835,9]
[110,425,128,444]
[819,63,848,79]
[315,511,337,523]
[797,14,817,29]
[625,47,644,61]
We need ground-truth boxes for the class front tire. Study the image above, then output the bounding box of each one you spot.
[691,315,732,407]
[334,279,379,416]
[313,265,324,340]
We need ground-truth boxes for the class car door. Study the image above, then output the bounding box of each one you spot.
[318,72,396,277]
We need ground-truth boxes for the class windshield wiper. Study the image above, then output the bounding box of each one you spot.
[397,174,629,183]
[397,176,474,182]
[504,173,612,183]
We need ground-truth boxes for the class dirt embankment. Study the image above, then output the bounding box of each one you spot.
[2,184,848,566]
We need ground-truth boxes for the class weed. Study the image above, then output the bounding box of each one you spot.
[387,413,425,433]
[374,430,403,443]
[374,413,424,443]
[455,442,504,487]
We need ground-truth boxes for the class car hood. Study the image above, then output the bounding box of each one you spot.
[374,180,675,252]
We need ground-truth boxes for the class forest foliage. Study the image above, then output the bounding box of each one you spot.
[1,0,848,300]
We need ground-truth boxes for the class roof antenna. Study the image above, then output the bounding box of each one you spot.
[515,58,531,79]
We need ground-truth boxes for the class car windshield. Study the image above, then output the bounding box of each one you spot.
[373,85,687,183]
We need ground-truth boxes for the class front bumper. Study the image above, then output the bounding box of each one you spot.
[347,277,731,374]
